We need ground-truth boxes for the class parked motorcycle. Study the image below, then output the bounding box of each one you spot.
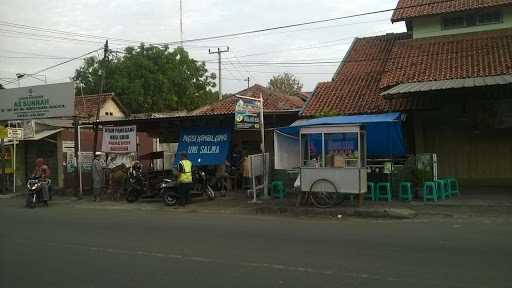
[25,177,50,208]
[193,168,215,200]
[124,163,167,203]
[160,178,178,206]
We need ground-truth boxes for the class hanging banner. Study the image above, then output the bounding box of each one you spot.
[101,126,137,153]
[0,82,75,121]
[175,128,231,166]
[234,96,261,129]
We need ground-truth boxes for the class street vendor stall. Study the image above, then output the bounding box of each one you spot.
[274,112,406,207]
[300,125,367,207]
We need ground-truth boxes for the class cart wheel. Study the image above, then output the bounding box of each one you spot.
[309,179,338,208]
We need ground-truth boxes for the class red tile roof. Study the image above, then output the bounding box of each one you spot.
[392,0,512,22]
[192,84,304,116]
[75,93,128,118]
[380,29,512,89]
[303,33,434,116]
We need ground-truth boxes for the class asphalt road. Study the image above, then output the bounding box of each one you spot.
[1,201,511,288]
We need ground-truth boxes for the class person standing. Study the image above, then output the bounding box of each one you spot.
[176,152,193,205]
[92,153,106,201]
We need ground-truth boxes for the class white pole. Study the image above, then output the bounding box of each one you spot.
[78,126,83,196]
[13,139,16,194]
[260,92,269,198]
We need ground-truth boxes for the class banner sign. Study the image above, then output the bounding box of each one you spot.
[0,82,75,121]
[101,126,137,153]
[234,96,261,129]
[175,128,231,166]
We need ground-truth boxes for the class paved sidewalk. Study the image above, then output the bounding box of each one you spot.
[2,186,511,220]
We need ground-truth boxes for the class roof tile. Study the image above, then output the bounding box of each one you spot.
[392,0,512,22]
[192,84,304,116]
[380,29,512,88]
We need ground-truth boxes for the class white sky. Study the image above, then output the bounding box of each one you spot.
[0,0,405,93]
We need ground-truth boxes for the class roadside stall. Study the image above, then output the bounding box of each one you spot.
[274,113,406,207]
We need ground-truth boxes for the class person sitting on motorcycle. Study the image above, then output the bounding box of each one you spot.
[32,158,50,204]
[176,152,193,206]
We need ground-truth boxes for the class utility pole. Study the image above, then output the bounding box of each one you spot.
[179,0,184,47]
[209,47,229,100]
[245,77,250,89]
[92,40,109,184]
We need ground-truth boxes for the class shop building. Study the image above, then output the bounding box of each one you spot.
[303,0,512,186]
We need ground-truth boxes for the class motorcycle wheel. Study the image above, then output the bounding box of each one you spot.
[126,190,139,203]
[162,191,177,206]
[206,185,215,200]
[25,194,36,208]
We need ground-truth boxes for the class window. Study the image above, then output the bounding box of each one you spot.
[301,133,323,167]
[104,112,109,116]
[442,10,503,30]
[478,10,503,25]
[324,133,359,168]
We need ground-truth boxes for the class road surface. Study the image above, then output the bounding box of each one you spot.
[1,200,511,287]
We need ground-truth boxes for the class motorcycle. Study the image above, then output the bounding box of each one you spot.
[160,178,178,206]
[25,177,50,208]
[124,168,166,203]
[193,168,216,201]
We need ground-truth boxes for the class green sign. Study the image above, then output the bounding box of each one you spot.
[234,96,261,130]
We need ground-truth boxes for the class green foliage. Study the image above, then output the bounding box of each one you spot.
[0,84,4,89]
[267,72,303,96]
[73,45,217,113]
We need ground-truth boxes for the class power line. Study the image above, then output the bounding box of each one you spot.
[1,0,457,49]
[0,21,143,44]
[153,0,458,46]
[1,47,102,86]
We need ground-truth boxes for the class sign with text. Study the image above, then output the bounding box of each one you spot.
[0,82,75,121]
[101,126,137,153]
[175,128,231,166]
[234,96,261,129]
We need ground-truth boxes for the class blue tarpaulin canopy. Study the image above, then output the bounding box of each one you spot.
[276,112,406,157]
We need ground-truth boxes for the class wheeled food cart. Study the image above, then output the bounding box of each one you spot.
[299,125,367,207]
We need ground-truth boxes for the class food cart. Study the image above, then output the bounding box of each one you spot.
[274,113,407,207]
[299,125,367,207]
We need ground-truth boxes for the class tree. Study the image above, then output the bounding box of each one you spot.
[73,45,217,113]
[268,72,303,96]
[0,84,4,89]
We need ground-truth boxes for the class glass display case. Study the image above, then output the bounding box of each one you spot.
[299,125,367,196]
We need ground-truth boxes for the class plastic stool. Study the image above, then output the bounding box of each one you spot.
[271,181,286,199]
[376,182,392,202]
[446,177,460,197]
[423,182,438,202]
[435,179,450,200]
[399,182,413,201]
[366,182,377,201]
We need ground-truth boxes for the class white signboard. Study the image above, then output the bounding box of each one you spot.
[0,82,75,121]
[101,126,137,153]
[7,128,23,140]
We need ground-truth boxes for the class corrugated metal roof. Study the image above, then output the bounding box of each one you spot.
[381,75,512,97]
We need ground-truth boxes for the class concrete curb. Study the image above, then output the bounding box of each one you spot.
[250,206,418,219]
[0,193,22,199]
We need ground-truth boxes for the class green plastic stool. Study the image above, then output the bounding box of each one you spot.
[423,182,438,202]
[446,177,460,197]
[376,182,392,202]
[399,182,413,201]
[435,179,450,200]
[271,181,287,199]
[366,182,377,201]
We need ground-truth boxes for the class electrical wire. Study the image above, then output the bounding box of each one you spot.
[1,47,103,86]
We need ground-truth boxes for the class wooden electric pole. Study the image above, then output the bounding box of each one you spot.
[209,47,229,100]
[91,40,109,190]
